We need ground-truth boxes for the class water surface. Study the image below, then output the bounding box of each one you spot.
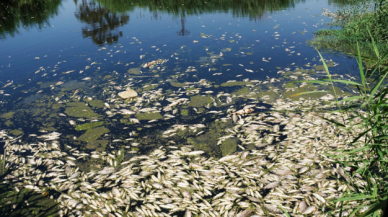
[0,0,358,158]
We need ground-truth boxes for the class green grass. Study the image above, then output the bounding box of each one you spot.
[309,0,388,65]
[297,39,388,216]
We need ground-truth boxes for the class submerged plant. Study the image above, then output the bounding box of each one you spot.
[295,40,388,216]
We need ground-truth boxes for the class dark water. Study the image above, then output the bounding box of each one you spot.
[0,0,358,156]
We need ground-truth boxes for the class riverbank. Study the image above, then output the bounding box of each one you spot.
[310,0,388,66]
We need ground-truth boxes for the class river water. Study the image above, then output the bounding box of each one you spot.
[0,0,359,157]
[0,0,362,215]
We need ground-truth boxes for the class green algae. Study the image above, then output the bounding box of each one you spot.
[52,103,63,110]
[187,120,233,158]
[88,100,104,108]
[9,129,23,136]
[188,95,213,107]
[120,118,129,124]
[40,82,56,89]
[282,84,324,100]
[4,120,12,127]
[65,102,99,118]
[1,112,15,119]
[77,127,110,143]
[256,91,278,101]
[85,139,109,151]
[285,82,297,88]
[142,84,159,92]
[180,109,189,116]
[135,112,163,120]
[40,127,57,132]
[75,121,104,131]
[103,75,113,80]
[220,137,239,156]
[61,80,85,90]
[0,187,59,217]
[314,61,334,71]
[170,81,186,87]
[221,81,252,87]
[128,67,141,75]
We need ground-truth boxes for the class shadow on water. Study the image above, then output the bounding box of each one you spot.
[0,0,62,39]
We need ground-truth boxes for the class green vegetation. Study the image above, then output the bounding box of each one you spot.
[135,112,163,120]
[0,139,59,216]
[298,42,388,216]
[188,95,213,107]
[65,102,99,118]
[75,121,104,131]
[77,126,110,143]
[309,0,388,65]
[221,81,252,87]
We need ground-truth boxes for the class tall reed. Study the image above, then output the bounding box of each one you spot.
[297,38,388,216]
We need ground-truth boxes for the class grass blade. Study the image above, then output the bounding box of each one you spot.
[290,91,326,98]
[274,202,290,217]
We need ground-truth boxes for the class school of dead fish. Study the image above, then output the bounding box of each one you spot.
[0,92,371,217]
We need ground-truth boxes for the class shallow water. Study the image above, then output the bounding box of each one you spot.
[0,0,358,158]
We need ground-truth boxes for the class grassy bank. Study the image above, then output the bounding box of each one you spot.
[309,0,388,66]
[297,41,388,216]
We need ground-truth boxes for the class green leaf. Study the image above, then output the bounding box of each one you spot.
[359,199,387,217]
[293,80,328,84]
[340,96,363,102]
[320,116,346,127]
[367,28,380,59]
[321,79,362,86]
[368,71,388,103]
[274,202,291,217]
[356,42,366,89]
[334,194,375,202]
[290,91,326,98]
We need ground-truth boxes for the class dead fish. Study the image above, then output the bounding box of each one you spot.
[143,59,161,68]
[184,210,192,217]
[72,89,79,98]
[264,182,279,189]
[236,209,253,217]
[302,206,317,214]
[298,201,307,213]
[2,80,13,88]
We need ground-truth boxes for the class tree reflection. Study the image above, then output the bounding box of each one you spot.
[75,0,130,46]
[96,0,308,19]
[0,0,61,39]
[177,10,189,36]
